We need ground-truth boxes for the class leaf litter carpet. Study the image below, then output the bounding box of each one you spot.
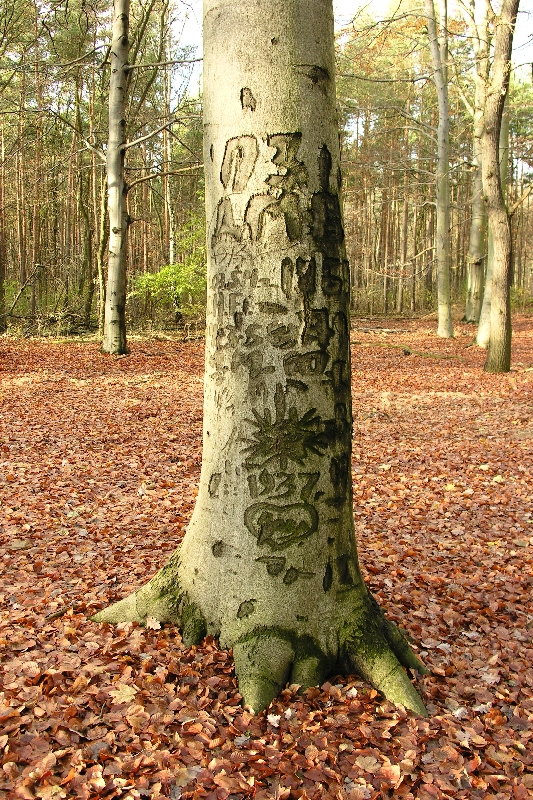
[1,317,532,800]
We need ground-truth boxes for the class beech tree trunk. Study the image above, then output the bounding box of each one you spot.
[102,0,130,355]
[477,108,509,350]
[482,4,517,375]
[94,0,427,715]
[462,0,489,325]
[426,0,453,338]
[464,138,485,323]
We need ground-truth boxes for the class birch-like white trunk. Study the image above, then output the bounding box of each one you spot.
[94,0,427,715]
[426,0,453,338]
[102,0,129,355]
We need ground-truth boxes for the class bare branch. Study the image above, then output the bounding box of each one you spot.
[509,184,533,216]
[1,264,46,319]
[123,120,174,150]
[21,107,106,162]
[449,53,474,116]
[127,164,204,190]
[337,72,430,83]
[124,57,202,71]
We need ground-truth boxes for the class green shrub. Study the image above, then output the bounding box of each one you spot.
[131,213,206,318]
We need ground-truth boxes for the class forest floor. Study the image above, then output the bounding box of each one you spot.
[1,316,533,800]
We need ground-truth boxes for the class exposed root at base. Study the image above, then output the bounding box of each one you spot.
[232,614,428,716]
[91,569,428,717]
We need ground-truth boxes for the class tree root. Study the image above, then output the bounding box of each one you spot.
[92,563,428,716]
[343,593,428,716]
[91,551,183,626]
[230,592,428,715]
[234,635,295,713]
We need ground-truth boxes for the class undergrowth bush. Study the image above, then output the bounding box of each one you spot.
[129,213,206,326]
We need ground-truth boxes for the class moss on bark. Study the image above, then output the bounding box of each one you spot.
[93,562,428,715]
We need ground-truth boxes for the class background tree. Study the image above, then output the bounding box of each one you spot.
[481,0,520,373]
[335,0,532,323]
[456,0,490,324]
[337,3,469,320]
[95,0,428,715]
[476,101,509,346]
[425,0,454,337]
[0,0,203,336]
[0,0,530,335]
[102,0,130,354]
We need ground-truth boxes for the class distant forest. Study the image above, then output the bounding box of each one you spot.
[0,0,531,338]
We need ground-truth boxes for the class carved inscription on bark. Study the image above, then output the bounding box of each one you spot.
[243,384,327,471]
[244,501,318,550]
[207,131,354,594]
[220,136,258,192]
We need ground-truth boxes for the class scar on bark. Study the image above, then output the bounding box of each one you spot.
[240,88,256,111]
[208,473,221,496]
[220,135,258,192]
[294,64,330,91]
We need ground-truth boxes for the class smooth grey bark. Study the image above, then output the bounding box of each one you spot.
[477,225,494,346]
[102,0,130,355]
[94,0,428,715]
[468,0,493,343]
[425,0,453,338]
[477,102,510,350]
[464,171,485,321]
[460,0,490,324]
[464,138,485,322]
[482,0,518,373]
[97,178,109,335]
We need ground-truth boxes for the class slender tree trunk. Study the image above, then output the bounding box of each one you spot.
[477,109,507,347]
[463,48,487,324]
[426,0,453,337]
[411,201,418,312]
[0,126,5,332]
[397,172,408,314]
[424,205,435,310]
[79,172,96,326]
[464,76,487,324]
[97,178,109,335]
[397,104,411,315]
[464,143,485,322]
[390,179,398,310]
[514,172,527,295]
[94,0,427,716]
[382,185,389,314]
[482,0,517,373]
[458,0,491,333]
[31,13,42,319]
[163,16,175,266]
[64,121,76,278]
[102,0,130,354]
[142,139,149,273]
[17,73,27,288]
